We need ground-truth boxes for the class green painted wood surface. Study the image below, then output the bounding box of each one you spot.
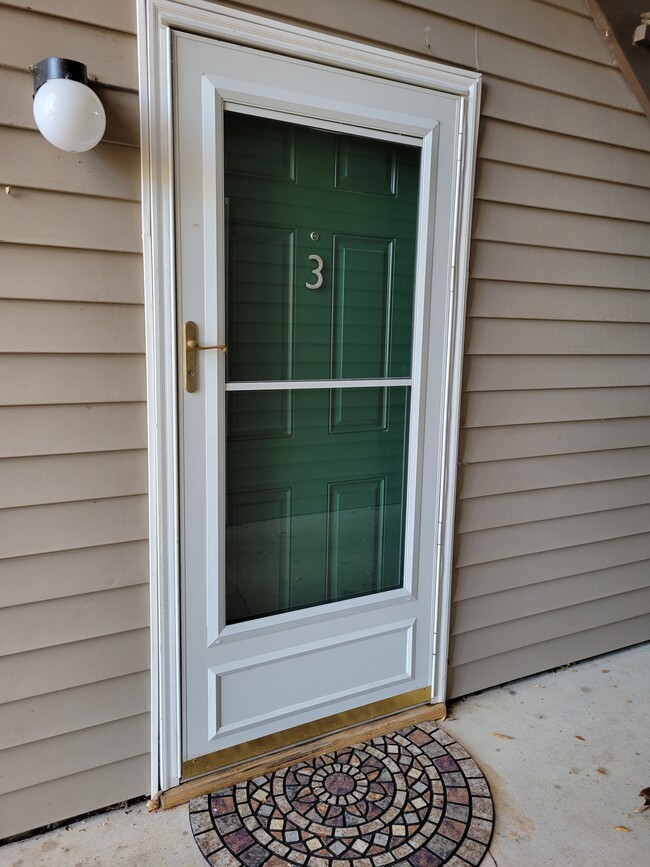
[224,113,419,623]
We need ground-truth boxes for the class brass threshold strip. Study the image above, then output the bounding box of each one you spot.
[161,689,446,810]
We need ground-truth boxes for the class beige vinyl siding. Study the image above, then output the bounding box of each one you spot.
[0,404,147,458]
[0,300,145,353]
[0,0,147,840]
[0,755,151,847]
[1,630,150,706]
[0,0,136,33]
[0,541,149,607]
[1,244,144,303]
[220,0,650,696]
[450,0,650,691]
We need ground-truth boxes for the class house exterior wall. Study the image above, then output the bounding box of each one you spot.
[0,0,149,840]
[1,0,649,841]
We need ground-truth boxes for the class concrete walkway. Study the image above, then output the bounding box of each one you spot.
[443,642,649,866]
[2,643,648,866]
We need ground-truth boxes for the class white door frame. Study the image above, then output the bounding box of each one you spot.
[137,0,481,796]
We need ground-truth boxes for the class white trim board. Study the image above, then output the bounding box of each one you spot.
[137,0,481,795]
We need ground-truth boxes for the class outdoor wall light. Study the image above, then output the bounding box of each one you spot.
[633,12,650,46]
[32,58,106,152]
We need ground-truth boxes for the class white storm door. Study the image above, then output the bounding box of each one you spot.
[174,31,461,771]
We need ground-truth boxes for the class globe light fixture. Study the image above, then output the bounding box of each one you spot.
[32,58,106,152]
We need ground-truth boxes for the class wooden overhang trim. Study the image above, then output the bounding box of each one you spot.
[586,0,650,121]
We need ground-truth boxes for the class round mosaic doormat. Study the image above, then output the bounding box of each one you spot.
[189,720,494,867]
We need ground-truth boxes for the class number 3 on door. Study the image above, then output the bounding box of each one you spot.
[305,253,324,289]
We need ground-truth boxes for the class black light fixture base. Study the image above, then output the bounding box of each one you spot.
[33,57,88,96]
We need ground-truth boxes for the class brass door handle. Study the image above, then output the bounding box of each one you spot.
[184,321,227,393]
[187,339,228,352]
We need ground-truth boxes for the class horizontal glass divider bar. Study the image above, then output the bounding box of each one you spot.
[225,378,412,392]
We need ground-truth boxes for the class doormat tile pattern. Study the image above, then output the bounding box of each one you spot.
[189,721,493,866]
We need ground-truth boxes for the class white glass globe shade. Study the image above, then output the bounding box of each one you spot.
[33,77,106,152]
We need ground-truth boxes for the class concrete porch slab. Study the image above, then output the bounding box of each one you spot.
[444,642,649,865]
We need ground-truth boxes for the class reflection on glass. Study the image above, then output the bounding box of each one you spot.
[224,112,419,383]
[223,111,420,625]
[226,388,410,624]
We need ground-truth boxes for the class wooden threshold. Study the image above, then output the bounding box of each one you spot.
[183,687,433,779]
[161,701,446,809]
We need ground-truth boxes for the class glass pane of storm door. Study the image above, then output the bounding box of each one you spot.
[224,113,420,624]
[226,387,410,623]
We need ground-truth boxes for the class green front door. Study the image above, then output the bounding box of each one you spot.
[224,113,420,623]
